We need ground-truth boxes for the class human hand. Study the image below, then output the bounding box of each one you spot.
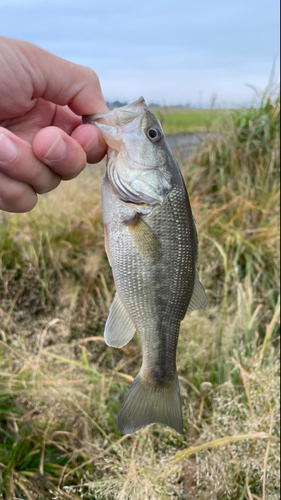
[0,36,108,213]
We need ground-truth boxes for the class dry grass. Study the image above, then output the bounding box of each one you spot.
[0,94,280,499]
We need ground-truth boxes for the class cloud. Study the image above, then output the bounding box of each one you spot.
[0,0,279,104]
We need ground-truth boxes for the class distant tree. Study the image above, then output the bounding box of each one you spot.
[106,101,128,109]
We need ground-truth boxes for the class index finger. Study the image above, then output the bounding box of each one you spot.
[29,44,109,115]
[3,37,109,116]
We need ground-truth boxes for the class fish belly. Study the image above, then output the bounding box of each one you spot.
[102,175,196,433]
[102,175,195,375]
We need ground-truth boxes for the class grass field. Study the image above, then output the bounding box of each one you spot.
[0,94,280,499]
[153,108,225,134]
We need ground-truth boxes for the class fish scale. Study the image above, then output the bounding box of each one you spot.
[83,97,207,434]
[103,177,194,401]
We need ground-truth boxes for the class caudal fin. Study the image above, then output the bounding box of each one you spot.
[117,372,183,434]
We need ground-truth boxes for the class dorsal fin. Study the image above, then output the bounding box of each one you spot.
[186,272,208,314]
[186,217,208,314]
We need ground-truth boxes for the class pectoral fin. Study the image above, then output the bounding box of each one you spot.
[124,215,161,259]
[186,272,208,314]
[104,292,136,348]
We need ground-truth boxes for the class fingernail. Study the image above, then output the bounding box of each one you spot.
[84,135,96,152]
[44,134,67,162]
[0,133,18,162]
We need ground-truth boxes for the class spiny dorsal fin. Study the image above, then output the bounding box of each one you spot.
[186,272,208,314]
[105,293,136,348]
[124,214,161,259]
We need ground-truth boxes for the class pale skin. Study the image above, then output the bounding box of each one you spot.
[0,36,108,213]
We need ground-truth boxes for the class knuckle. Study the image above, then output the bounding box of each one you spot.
[23,196,38,213]
[36,176,61,194]
[63,150,86,180]
[84,67,100,86]
[11,184,37,212]
[10,182,27,203]
[76,151,87,171]
[28,163,43,185]
[27,158,62,194]
[0,189,37,213]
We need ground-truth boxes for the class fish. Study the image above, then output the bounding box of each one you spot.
[82,97,207,434]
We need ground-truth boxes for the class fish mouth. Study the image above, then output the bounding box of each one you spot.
[83,97,147,125]
[84,98,171,206]
[82,97,148,150]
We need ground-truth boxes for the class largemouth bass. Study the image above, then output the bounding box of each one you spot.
[83,98,207,434]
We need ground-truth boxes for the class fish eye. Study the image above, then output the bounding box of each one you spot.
[146,127,162,142]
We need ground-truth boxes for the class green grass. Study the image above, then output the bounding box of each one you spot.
[154,108,226,134]
[0,94,280,499]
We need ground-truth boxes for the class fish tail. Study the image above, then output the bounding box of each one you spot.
[117,371,183,434]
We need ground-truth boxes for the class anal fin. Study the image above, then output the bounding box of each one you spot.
[105,292,136,348]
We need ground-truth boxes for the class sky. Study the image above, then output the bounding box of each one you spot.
[0,0,280,106]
